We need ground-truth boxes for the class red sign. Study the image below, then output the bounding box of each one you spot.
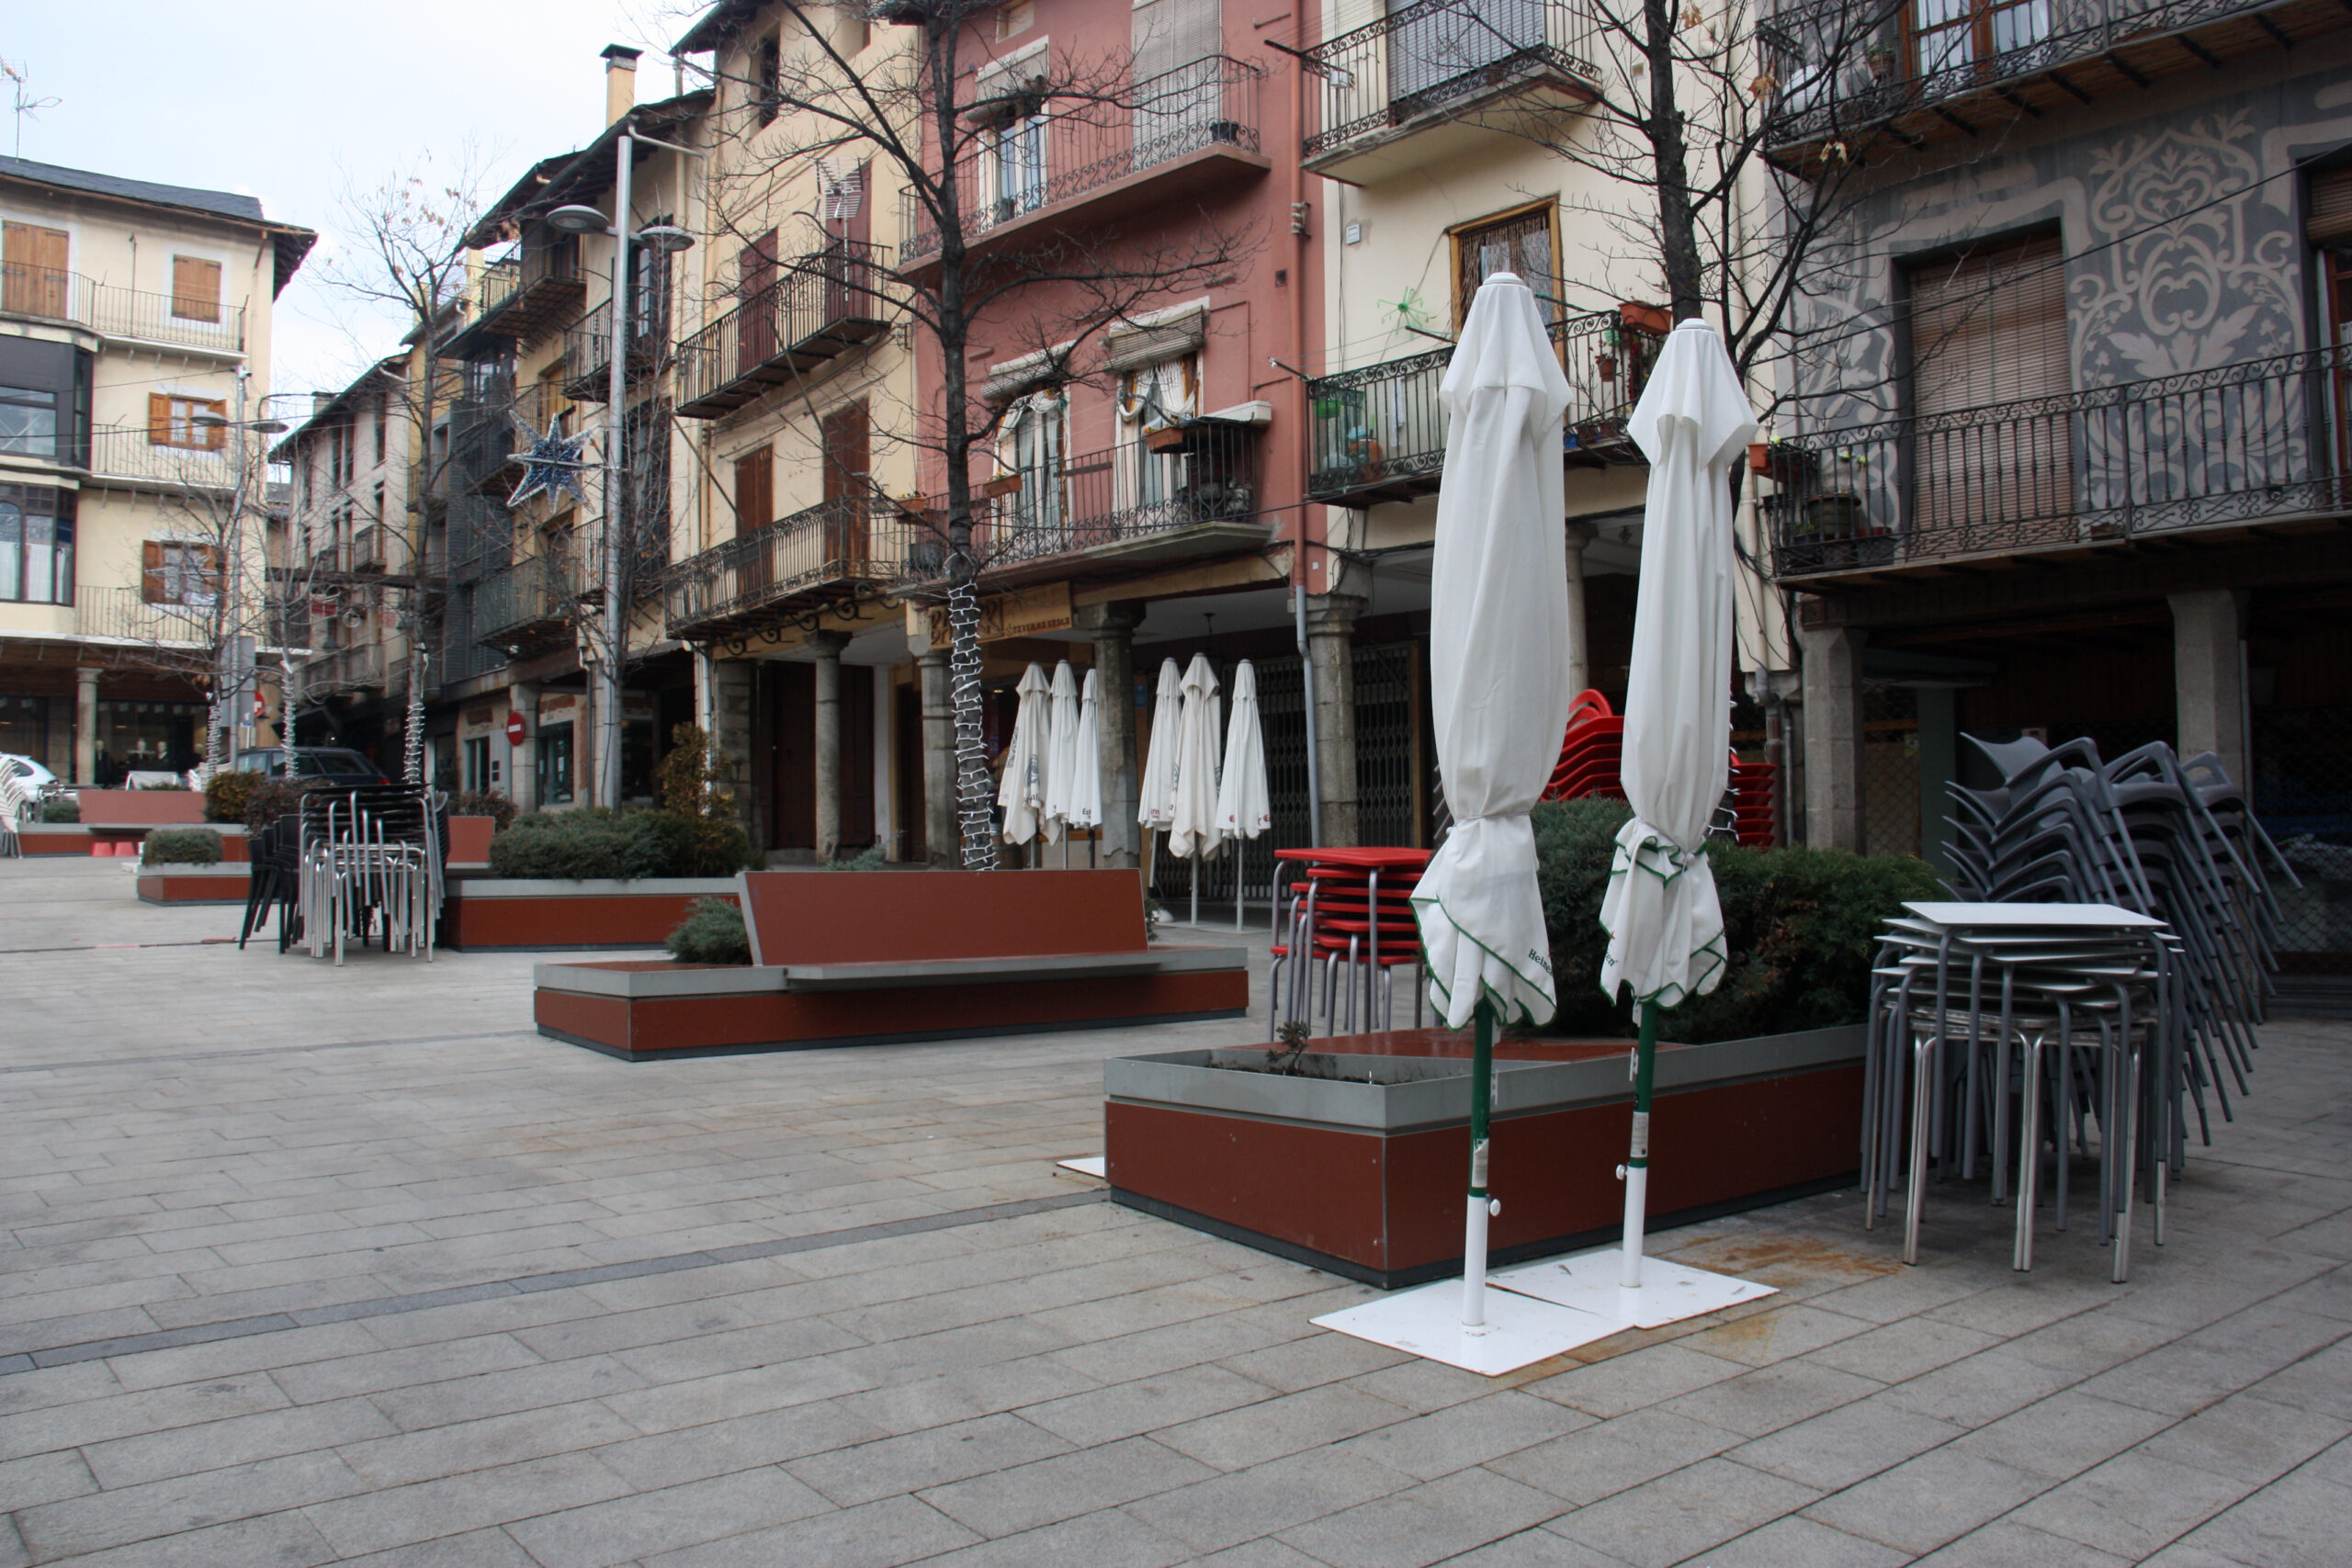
[504,712,526,745]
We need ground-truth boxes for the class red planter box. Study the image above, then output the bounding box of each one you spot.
[75,790,206,828]
[440,878,740,952]
[1106,1026,1866,1289]
[136,866,252,905]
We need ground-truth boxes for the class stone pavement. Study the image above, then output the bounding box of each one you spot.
[6,853,2352,1565]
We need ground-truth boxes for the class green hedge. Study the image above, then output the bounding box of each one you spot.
[40,797,77,823]
[243,778,319,832]
[666,897,751,964]
[1533,796,1940,1044]
[142,828,223,866]
[204,771,261,824]
[487,807,761,881]
[448,790,517,832]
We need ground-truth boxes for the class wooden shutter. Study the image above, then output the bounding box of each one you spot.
[1905,231,2072,542]
[171,256,222,322]
[198,400,227,450]
[147,393,174,446]
[734,446,774,533]
[141,540,168,604]
[2311,168,2352,247]
[3,222,69,317]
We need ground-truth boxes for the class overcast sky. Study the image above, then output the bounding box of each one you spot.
[6,0,706,405]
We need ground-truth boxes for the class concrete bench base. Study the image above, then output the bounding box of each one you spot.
[136,865,253,905]
[1105,1025,1867,1290]
[534,950,1250,1059]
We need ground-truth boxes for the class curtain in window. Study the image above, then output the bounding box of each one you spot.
[1392,0,1544,107]
[1005,394,1067,553]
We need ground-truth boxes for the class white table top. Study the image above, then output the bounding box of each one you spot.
[1904,901,2165,930]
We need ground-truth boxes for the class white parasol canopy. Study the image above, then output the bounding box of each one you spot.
[1068,669,1104,832]
[1040,660,1082,844]
[1137,657,1184,830]
[997,661,1051,846]
[1600,319,1757,1009]
[1410,272,1574,1031]
[1214,659,1271,841]
[1167,653,1224,860]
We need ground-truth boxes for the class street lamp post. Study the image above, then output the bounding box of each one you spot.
[545,132,695,810]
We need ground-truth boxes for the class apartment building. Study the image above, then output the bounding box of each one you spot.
[1760,0,2352,973]
[433,51,711,811]
[0,155,311,784]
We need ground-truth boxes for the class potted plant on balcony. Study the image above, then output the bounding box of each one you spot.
[1747,438,1817,486]
[1619,300,1672,335]
[983,471,1024,499]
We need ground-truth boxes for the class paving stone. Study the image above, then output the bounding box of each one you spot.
[1486,1406,1743,1505]
[1909,1521,2137,1566]
[1186,1540,1343,1568]
[1328,1387,1588,1481]
[2155,1465,2352,1568]
[1801,1445,2053,1554]
[81,1395,396,1488]
[330,1527,547,1565]
[1661,1359,1884,1439]
[17,1449,368,1561]
[0,1372,292,1463]
[1017,1361,1275,1446]
[1804,1314,2004,1382]
[786,1411,1072,1507]
[300,1451,637,1558]
[1122,1448,1415,1553]
[1877,1346,2086,1429]
[368,1353,654,1433]
[1522,1341,1748,1418]
[1155,1379,1413,1471]
[17,1509,340,1568]
[1681,1514,1909,1567]
[2006,1448,2263,1559]
[590,1398,889,1490]
[503,1466,836,1568]
[2134,1391,2350,1484]
[1271,1462,1564,1567]
[1947,1390,2178,1481]
[638,1495,980,1567]
[918,1434,1216,1537]
[334,1398,641,1487]
[898,1506,1198,1567]
[1535,1457,1815,1568]
[1671,1303,1878,1369]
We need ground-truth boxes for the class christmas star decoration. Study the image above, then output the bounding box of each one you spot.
[507,418,593,509]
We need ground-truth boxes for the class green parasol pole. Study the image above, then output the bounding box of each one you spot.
[1620,998,1657,1289]
[1462,996,1497,1329]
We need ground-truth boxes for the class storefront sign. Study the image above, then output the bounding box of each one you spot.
[923,581,1072,649]
[459,704,499,741]
[537,694,583,725]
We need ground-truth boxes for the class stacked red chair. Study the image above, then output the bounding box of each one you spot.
[1540,687,1778,847]
[1728,758,1779,847]
[1270,847,1430,1039]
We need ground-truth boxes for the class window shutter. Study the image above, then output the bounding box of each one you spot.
[734,446,773,533]
[200,400,228,450]
[2311,168,2352,247]
[147,393,172,445]
[171,257,222,322]
[1905,231,2071,536]
[141,540,167,604]
[1103,310,1207,375]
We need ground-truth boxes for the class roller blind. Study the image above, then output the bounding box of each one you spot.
[1905,231,2068,415]
[2310,167,2352,247]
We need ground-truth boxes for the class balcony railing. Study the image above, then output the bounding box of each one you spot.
[1767,344,2352,579]
[83,427,238,491]
[1759,0,2342,160]
[563,297,672,401]
[1302,0,1599,167]
[904,423,1262,585]
[1306,307,1668,505]
[676,244,888,418]
[74,586,218,647]
[465,233,585,345]
[1,263,246,353]
[899,56,1262,264]
[665,493,923,641]
[306,640,391,693]
[473,553,586,652]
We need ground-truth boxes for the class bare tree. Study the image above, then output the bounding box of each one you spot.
[680,1,1260,867]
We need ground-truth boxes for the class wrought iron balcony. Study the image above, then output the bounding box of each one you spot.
[674,244,888,419]
[563,297,671,402]
[80,427,236,492]
[1301,0,1600,181]
[1767,344,2352,581]
[1760,0,2348,165]
[665,491,921,643]
[462,232,586,347]
[473,553,585,654]
[902,422,1267,588]
[74,586,215,648]
[0,263,246,354]
[899,57,1263,265]
[1305,306,1668,507]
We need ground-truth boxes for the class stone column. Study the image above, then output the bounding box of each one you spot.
[916,641,954,866]
[507,681,539,813]
[2171,588,2248,788]
[808,632,850,863]
[1564,523,1597,698]
[73,666,99,785]
[1306,592,1367,847]
[1075,601,1144,867]
[707,658,758,845]
[1797,624,1867,852]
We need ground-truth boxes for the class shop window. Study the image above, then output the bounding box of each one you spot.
[96,699,205,785]
[464,735,492,794]
[0,485,74,604]
[0,694,49,767]
[538,722,575,805]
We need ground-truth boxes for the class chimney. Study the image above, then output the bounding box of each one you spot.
[603,44,642,126]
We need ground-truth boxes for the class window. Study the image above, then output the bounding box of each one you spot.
[537,722,575,804]
[1116,355,1194,514]
[373,394,388,466]
[632,222,673,344]
[989,114,1048,223]
[998,0,1034,39]
[752,34,782,128]
[2,221,69,318]
[170,255,222,323]
[147,393,226,450]
[0,484,73,604]
[1904,231,2070,536]
[141,540,222,606]
[1002,392,1067,541]
[1453,205,1560,327]
[95,699,204,784]
[0,695,48,770]
[1910,0,2052,80]
[463,735,492,794]
[0,381,58,458]
[0,337,86,463]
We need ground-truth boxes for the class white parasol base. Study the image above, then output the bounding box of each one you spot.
[1056,1156,1107,1179]
[1314,1280,1624,1376]
[1489,1246,1774,1330]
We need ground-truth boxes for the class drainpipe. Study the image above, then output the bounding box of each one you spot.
[1290,6,1323,848]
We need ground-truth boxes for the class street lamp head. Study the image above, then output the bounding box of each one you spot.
[546,204,614,236]
[636,224,695,254]
[254,420,289,435]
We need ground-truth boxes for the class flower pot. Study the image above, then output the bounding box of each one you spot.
[1145,425,1190,453]
[1807,493,1865,535]
[1619,301,1672,335]
[983,473,1023,499]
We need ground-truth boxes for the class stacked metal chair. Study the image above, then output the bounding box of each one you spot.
[1866,734,2294,1280]
[296,784,444,964]
[0,768,26,857]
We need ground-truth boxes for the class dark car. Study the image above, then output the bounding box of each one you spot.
[232,747,391,784]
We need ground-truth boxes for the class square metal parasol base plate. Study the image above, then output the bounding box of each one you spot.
[1489,1247,1775,1329]
[1056,1156,1107,1179]
[1314,1281,1628,1376]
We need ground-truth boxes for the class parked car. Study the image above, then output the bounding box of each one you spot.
[232,747,391,784]
[1,753,60,795]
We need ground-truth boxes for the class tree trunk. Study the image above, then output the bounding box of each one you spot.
[1644,0,1705,322]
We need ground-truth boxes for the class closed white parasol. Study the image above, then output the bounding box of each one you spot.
[1167,653,1224,862]
[997,662,1051,847]
[1600,318,1757,1289]
[1136,657,1184,832]
[1215,659,1270,841]
[1069,669,1104,843]
[1040,660,1081,845]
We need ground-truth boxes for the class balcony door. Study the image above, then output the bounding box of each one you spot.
[737,232,778,371]
[821,402,871,573]
[2,222,68,319]
[820,162,871,326]
[2312,169,2352,491]
[1004,392,1068,555]
[1909,0,2052,82]
[1118,355,1196,529]
[1905,231,2071,551]
[1391,0,1544,113]
[734,444,775,606]
[1133,0,1221,164]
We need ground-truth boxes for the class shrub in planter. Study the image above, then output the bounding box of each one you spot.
[243,777,320,832]
[40,796,77,823]
[826,844,887,872]
[139,780,194,791]
[1533,796,1941,1044]
[205,770,261,825]
[448,790,516,832]
[142,828,224,866]
[488,808,671,881]
[640,810,763,877]
[666,897,752,964]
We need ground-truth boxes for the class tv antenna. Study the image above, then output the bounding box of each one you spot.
[0,60,60,159]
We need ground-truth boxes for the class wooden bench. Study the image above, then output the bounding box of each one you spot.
[533,868,1250,1059]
